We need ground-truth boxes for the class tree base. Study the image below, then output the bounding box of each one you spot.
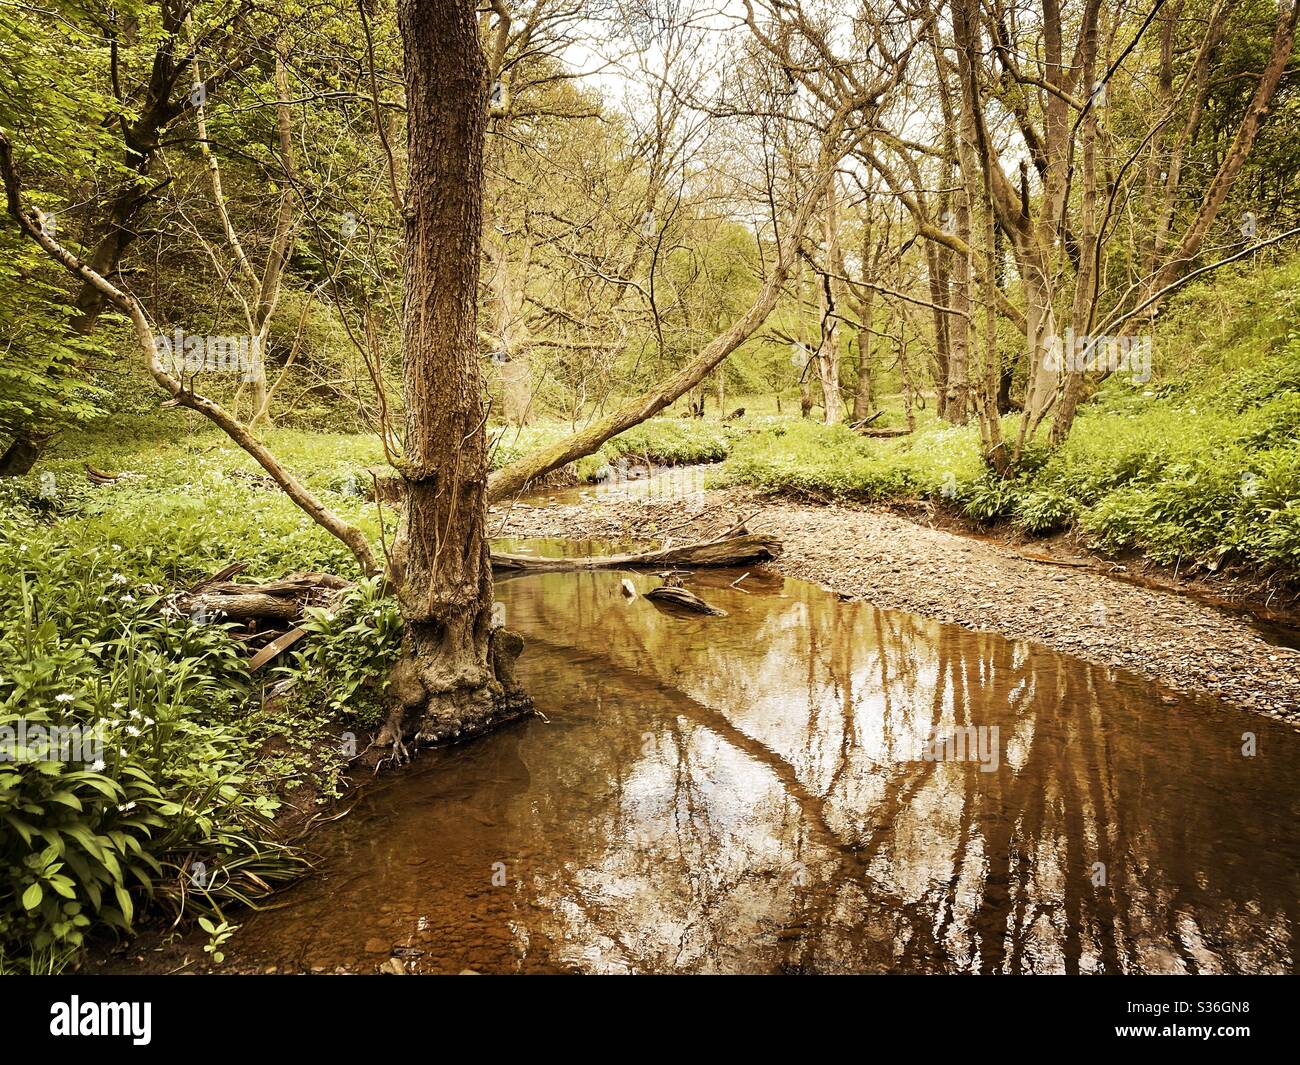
[377,627,533,759]
[0,432,52,477]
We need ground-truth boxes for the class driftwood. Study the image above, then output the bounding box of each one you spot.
[180,570,351,624]
[646,585,727,616]
[848,410,884,430]
[490,532,782,572]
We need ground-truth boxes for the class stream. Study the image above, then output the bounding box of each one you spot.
[213,550,1300,974]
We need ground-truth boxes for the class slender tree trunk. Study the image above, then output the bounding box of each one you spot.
[382,0,530,756]
[486,217,533,426]
[852,295,875,421]
[817,184,844,424]
[851,210,876,422]
[945,168,972,424]
[899,314,916,431]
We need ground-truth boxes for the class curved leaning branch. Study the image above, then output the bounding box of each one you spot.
[0,129,380,577]
[487,121,854,503]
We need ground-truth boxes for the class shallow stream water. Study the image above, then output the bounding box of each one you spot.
[221,555,1300,973]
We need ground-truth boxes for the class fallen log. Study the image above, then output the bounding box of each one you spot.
[856,425,912,438]
[200,573,351,597]
[190,592,305,622]
[646,585,727,616]
[490,532,781,572]
[849,411,885,429]
[178,571,351,625]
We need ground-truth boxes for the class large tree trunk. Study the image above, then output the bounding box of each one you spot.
[382,0,530,756]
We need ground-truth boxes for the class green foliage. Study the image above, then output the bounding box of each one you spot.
[1012,484,1078,535]
[489,416,737,481]
[0,235,107,440]
[0,487,330,970]
[717,416,985,501]
[960,474,1019,524]
[199,917,237,965]
[276,576,403,730]
[596,419,734,466]
[718,255,1300,575]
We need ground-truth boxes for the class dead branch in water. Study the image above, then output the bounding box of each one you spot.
[646,585,728,616]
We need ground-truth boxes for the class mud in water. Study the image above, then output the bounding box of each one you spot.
[222,560,1300,974]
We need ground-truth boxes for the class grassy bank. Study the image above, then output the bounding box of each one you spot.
[716,257,1300,579]
[0,427,404,973]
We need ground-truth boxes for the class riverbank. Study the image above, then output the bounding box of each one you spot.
[491,485,1300,725]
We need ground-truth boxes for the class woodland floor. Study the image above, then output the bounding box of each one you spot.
[491,485,1300,726]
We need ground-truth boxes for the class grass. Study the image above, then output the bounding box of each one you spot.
[712,254,1300,577]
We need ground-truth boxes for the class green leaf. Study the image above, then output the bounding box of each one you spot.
[113,884,133,926]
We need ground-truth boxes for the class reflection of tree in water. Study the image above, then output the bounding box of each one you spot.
[219,570,1299,973]
[502,570,1300,973]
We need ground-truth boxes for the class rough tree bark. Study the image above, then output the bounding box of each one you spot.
[381,0,531,757]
